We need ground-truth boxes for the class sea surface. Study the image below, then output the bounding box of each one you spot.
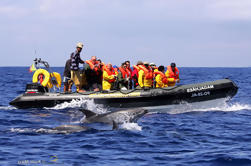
[0,67,251,166]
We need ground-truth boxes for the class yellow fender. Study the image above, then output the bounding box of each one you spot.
[32,69,50,87]
[47,72,62,88]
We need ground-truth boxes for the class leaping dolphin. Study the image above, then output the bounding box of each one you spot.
[79,108,148,127]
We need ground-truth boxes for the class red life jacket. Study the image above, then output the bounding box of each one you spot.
[133,65,139,78]
[167,66,179,79]
[132,65,140,86]
[103,65,116,83]
[133,65,139,71]
[139,65,153,80]
[119,67,130,79]
[153,71,168,84]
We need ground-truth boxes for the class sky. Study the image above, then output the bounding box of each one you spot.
[0,0,251,67]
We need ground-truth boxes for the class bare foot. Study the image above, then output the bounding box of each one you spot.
[94,88,99,92]
[78,89,86,93]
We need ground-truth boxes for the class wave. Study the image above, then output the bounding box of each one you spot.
[45,97,251,115]
[10,127,86,135]
[10,122,142,134]
[120,123,142,131]
[45,98,107,114]
[0,106,17,110]
[147,98,251,114]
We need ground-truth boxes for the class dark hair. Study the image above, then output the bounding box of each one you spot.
[97,59,102,62]
[171,63,176,67]
[137,61,143,65]
[158,66,164,72]
[125,60,130,64]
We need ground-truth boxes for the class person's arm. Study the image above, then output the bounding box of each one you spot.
[79,55,85,64]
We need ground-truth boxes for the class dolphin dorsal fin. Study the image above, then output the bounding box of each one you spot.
[79,109,97,118]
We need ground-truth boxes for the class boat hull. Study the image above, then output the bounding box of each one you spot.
[9,79,238,109]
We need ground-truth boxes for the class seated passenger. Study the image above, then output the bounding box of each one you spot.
[132,61,143,88]
[150,62,158,87]
[125,60,132,89]
[96,59,104,90]
[150,63,158,72]
[154,66,168,88]
[165,63,180,86]
[85,56,102,91]
[102,63,117,91]
[118,63,130,90]
[137,62,153,89]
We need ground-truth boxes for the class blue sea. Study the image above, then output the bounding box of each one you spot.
[0,67,251,166]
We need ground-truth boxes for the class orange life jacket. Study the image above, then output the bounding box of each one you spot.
[86,60,99,72]
[119,67,130,79]
[139,65,153,80]
[154,71,168,84]
[127,67,132,78]
[103,65,116,83]
[167,66,179,79]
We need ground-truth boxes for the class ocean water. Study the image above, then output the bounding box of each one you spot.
[0,67,251,166]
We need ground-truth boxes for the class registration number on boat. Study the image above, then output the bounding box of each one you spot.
[191,91,210,97]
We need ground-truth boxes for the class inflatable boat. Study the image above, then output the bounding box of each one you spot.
[9,79,238,109]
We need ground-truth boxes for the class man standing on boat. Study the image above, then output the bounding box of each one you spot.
[70,42,85,93]
[63,57,72,92]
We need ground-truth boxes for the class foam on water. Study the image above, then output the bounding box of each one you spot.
[46,98,107,114]
[146,98,251,114]
[120,123,142,131]
[0,106,17,110]
[10,127,84,134]
[189,102,251,112]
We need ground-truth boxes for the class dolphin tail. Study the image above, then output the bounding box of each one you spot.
[79,109,97,118]
[112,120,118,130]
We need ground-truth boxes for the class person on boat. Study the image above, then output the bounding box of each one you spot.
[102,63,117,91]
[137,62,153,89]
[132,61,143,88]
[117,62,130,90]
[96,59,104,89]
[150,63,158,72]
[63,58,72,92]
[85,56,102,91]
[70,42,85,93]
[165,62,180,86]
[155,66,168,88]
[150,62,158,87]
[125,60,132,89]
